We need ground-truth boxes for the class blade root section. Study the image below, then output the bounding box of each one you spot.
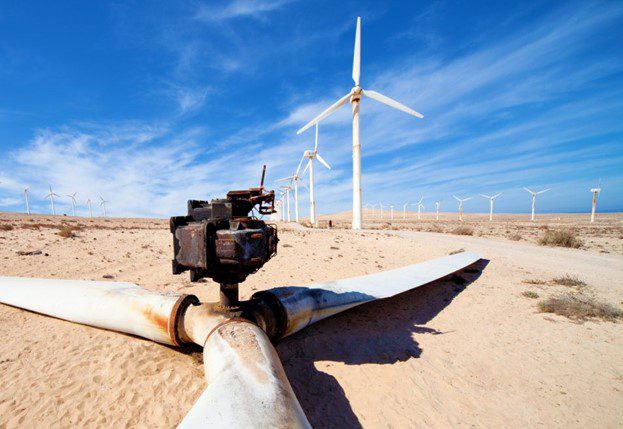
[180,320,311,428]
[0,276,198,346]
[257,252,482,337]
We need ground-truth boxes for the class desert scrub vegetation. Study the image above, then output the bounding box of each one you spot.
[538,294,623,322]
[552,274,586,288]
[57,224,82,238]
[0,223,14,231]
[538,228,583,248]
[522,291,539,299]
[523,278,547,285]
[450,226,474,236]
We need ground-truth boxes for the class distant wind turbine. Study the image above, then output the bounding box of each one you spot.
[402,202,408,219]
[435,201,440,221]
[44,185,60,215]
[67,192,78,216]
[279,185,292,222]
[379,202,384,219]
[23,187,31,215]
[86,199,93,218]
[412,197,424,220]
[590,182,602,223]
[479,193,502,221]
[99,196,109,217]
[296,17,424,230]
[389,205,394,220]
[523,187,550,221]
[453,195,471,221]
[299,124,331,225]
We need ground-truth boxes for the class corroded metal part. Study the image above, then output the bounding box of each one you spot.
[180,319,311,429]
[255,251,483,338]
[0,276,198,346]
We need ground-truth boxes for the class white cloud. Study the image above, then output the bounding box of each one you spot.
[195,0,294,21]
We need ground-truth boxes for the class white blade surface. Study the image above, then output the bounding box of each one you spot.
[0,276,196,346]
[276,176,294,182]
[302,159,311,175]
[261,252,482,337]
[180,320,310,429]
[362,89,424,118]
[537,188,551,194]
[523,187,534,194]
[492,193,502,199]
[294,154,306,177]
[352,17,361,86]
[296,91,352,135]
[480,194,491,199]
[315,153,331,169]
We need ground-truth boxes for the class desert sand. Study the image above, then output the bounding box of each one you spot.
[0,212,622,428]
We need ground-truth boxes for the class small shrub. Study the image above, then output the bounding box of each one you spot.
[538,229,583,248]
[522,291,539,299]
[451,226,473,236]
[552,274,586,288]
[0,224,14,231]
[508,233,522,241]
[523,278,547,285]
[538,294,623,322]
[57,226,76,238]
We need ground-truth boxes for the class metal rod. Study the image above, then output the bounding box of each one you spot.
[219,283,239,307]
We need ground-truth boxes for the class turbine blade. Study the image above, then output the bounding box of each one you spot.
[296,92,352,135]
[0,276,197,346]
[537,188,551,194]
[315,153,332,170]
[295,154,306,177]
[480,194,490,199]
[180,320,311,428]
[352,17,361,86]
[314,123,319,151]
[453,195,460,201]
[523,187,534,194]
[255,252,482,338]
[302,159,311,175]
[275,176,294,182]
[362,89,424,118]
[464,197,472,201]
[492,193,502,199]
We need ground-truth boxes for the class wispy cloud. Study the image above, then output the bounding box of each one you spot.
[195,0,295,21]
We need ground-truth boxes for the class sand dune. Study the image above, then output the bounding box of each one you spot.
[0,212,621,428]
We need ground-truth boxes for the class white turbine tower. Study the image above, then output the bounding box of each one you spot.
[44,185,60,215]
[590,182,601,223]
[379,202,384,219]
[479,193,502,221]
[86,199,93,218]
[296,17,424,230]
[412,197,424,220]
[300,123,331,226]
[67,192,78,216]
[99,196,109,217]
[23,187,31,215]
[402,202,408,219]
[523,187,550,221]
[389,205,394,220]
[435,201,440,221]
[279,185,292,222]
[453,195,471,221]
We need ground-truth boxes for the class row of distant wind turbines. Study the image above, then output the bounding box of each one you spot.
[19,185,109,217]
[275,185,604,224]
[273,17,604,228]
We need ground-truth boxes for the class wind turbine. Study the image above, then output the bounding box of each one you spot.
[299,124,332,225]
[435,201,440,220]
[23,187,30,215]
[590,182,601,223]
[44,185,60,215]
[523,187,550,221]
[296,17,424,230]
[402,202,408,219]
[279,185,292,222]
[99,196,109,217]
[379,202,384,219]
[479,193,502,221]
[67,192,78,216]
[86,199,93,218]
[389,205,394,220]
[412,197,424,220]
[453,195,471,221]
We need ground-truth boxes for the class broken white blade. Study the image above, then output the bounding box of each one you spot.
[352,16,361,86]
[256,252,482,338]
[180,320,311,429]
[296,91,352,135]
[315,152,331,169]
[0,276,197,346]
[362,89,424,118]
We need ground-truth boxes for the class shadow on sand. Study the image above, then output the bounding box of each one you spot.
[277,259,489,428]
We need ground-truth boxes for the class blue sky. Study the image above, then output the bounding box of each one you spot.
[0,0,622,218]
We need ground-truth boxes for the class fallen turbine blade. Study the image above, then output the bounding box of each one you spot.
[315,153,332,169]
[352,17,361,86]
[296,92,352,135]
[0,276,198,346]
[362,89,424,118]
[179,320,311,428]
[255,252,482,338]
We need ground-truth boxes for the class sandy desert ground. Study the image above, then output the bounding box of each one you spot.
[0,211,622,428]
